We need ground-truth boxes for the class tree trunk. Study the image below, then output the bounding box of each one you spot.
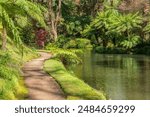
[1,27,7,50]
[48,0,62,42]
[110,0,114,7]
[51,26,58,41]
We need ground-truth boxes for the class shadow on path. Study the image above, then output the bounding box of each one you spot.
[22,52,65,100]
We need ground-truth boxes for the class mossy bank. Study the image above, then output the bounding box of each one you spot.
[44,59,106,100]
[0,40,38,99]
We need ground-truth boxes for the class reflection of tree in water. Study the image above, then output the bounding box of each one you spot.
[135,57,150,99]
[82,51,98,89]
[95,55,139,72]
[68,51,150,99]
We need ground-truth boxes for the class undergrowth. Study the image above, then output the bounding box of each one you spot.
[0,40,38,99]
[45,43,83,65]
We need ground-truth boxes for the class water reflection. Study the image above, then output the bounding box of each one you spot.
[68,51,150,100]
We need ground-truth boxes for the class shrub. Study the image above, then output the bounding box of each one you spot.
[45,45,82,65]
[64,38,92,49]
[95,46,127,54]
[63,40,77,48]
[55,35,71,48]
[133,46,150,55]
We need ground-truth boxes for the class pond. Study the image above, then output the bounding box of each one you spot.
[68,51,150,100]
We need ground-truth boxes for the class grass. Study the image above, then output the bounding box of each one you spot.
[0,39,38,100]
[44,59,106,100]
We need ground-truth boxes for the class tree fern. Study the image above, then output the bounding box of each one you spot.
[0,0,46,49]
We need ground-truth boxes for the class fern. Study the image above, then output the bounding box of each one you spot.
[45,44,82,65]
[120,35,140,49]
[0,0,46,48]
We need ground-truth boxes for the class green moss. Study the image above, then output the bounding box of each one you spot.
[44,59,106,100]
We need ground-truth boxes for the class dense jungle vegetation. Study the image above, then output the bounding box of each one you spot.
[0,0,150,99]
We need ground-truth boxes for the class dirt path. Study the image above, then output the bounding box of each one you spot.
[22,52,65,100]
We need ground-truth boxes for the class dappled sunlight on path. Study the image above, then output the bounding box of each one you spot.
[22,52,65,100]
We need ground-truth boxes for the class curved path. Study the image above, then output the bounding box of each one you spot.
[22,52,65,100]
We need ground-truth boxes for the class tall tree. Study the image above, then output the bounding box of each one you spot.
[48,0,62,41]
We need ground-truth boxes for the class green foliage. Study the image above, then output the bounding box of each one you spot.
[120,35,140,49]
[55,35,71,48]
[95,46,126,54]
[83,8,119,35]
[111,12,142,50]
[82,8,120,48]
[0,39,38,99]
[60,0,91,38]
[0,0,46,47]
[45,44,82,65]
[64,21,82,35]
[0,51,27,99]
[83,7,143,51]
[64,38,92,49]
[0,52,10,65]
[61,16,91,37]
[20,26,36,46]
[0,4,21,45]
[45,37,92,65]
[45,37,92,64]
[109,12,142,33]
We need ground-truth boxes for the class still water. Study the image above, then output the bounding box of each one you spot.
[69,51,150,100]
